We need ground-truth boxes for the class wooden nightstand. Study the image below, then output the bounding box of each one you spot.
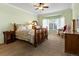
[3,31,16,44]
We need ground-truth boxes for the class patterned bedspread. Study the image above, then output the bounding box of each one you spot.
[16,29,34,43]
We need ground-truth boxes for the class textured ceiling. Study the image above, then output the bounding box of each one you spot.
[9,3,72,15]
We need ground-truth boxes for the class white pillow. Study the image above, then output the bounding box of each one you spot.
[17,26,27,32]
[27,25,32,30]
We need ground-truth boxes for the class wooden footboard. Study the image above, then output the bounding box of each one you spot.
[34,28,48,47]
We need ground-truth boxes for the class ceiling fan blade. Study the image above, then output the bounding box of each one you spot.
[34,3,49,11]
[42,9,44,11]
[34,3,45,7]
[35,8,39,10]
[43,6,49,8]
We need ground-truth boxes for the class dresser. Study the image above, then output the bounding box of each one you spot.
[65,33,79,55]
[3,31,16,44]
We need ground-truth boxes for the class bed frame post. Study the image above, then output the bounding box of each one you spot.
[34,29,37,47]
[46,28,48,40]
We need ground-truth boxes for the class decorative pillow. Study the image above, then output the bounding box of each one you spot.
[27,24,32,30]
[16,24,22,29]
[16,26,27,32]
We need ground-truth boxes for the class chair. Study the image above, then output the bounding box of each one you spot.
[57,25,67,38]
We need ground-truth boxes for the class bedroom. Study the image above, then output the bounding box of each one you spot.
[0,3,79,56]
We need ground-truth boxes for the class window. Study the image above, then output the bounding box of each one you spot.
[43,19,49,30]
[55,16,65,29]
[42,16,65,31]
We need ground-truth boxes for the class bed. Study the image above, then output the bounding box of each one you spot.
[13,23,48,47]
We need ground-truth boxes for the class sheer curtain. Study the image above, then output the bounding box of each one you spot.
[42,16,65,31]
[55,16,65,29]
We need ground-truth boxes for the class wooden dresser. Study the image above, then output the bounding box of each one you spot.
[65,33,79,55]
[3,31,16,44]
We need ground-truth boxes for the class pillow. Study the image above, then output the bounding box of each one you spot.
[27,25,32,30]
[16,26,27,32]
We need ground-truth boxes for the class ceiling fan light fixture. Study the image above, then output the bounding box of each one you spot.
[34,3,49,11]
[38,6,43,10]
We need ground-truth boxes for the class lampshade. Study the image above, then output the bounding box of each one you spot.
[32,21,38,26]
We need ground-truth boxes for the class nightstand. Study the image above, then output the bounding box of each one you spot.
[3,31,16,44]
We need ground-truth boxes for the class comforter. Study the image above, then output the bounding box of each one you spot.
[16,29,35,43]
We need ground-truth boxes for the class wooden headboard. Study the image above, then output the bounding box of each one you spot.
[13,23,36,32]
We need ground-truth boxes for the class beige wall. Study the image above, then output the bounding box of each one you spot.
[0,4,37,44]
[72,3,79,19]
[72,3,79,32]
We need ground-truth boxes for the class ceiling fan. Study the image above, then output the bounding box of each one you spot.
[34,3,49,10]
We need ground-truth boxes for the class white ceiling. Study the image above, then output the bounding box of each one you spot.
[9,3,72,15]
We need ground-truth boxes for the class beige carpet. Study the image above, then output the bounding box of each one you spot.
[0,31,74,56]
